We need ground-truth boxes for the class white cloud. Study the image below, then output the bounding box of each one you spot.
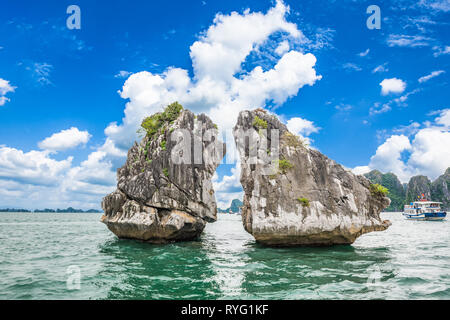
[368,135,412,182]
[393,88,421,106]
[0,147,73,186]
[372,63,388,73]
[38,127,91,152]
[0,142,116,209]
[354,109,450,182]
[358,48,370,57]
[386,34,433,47]
[275,40,290,55]
[435,109,450,127]
[418,70,445,83]
[342,62,362,72]
[432,45,450,57]
[286,116,319,145]
[66,151,116,189]
[190,1,303,82]
[419,0,450,12]
[370,102,391,115]
[33,62,53,86]
[335,103,352,112]
[286,117,319,136]
[407,128,450,179]
[380,78,406,95]
[0,78,15,106]
[353,166,371,175]
[115,70,132,78]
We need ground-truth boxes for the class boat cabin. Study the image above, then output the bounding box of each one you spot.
[404,201,443,214]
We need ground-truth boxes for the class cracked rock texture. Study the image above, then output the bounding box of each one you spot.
[101,107,225,242]
[233,109,391,246]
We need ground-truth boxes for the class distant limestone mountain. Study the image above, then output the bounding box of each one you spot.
[218,199,243,213]
[431,168,450,210]
[364,170,405,211]
[0,208,32,213]
[405,176,432,204]
[364,167,450,211]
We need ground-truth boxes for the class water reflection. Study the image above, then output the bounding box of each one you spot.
[93,212,447,300]
[98,237,219,299]
[202,215,254,299]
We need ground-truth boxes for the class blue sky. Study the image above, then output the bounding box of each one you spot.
[0,0,449,210]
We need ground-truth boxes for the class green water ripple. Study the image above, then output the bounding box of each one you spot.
[0,212,449,299]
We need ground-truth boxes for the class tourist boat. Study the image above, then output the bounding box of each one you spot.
[403,196,447,221]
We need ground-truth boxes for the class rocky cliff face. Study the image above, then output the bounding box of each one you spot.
[406,175,432,204]
[364,168,450,211]
[431,168,450,210]
[233,109,391,246]
[101,103,225,242]
[364,170,405,211]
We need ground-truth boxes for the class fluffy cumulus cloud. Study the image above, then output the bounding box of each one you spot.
[0,127,115,209]
[380,78,406,95]
[0,147,73,186]
[38,127,91,152]
[286,116,320,145]
[353,109,450,182]
[104,0,321,155]
[0,146,116,209]
[0,1,322,210]
[0,78,15,106]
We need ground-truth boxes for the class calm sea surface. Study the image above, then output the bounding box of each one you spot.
[0,212,448,299]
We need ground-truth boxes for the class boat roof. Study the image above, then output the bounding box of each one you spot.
[413,201,442,204]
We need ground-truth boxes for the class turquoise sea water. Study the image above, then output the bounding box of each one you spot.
[0,212,449,299]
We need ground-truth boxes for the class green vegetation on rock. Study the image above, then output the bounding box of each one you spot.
[277,159,293,174]
[370,183,389,197]
[297,197,310,207]
[283,132,304,148]
[252,116,268,130]
[139,102,183,138]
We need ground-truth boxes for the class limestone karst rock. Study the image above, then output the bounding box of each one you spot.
[431,168,450,210]
[233,109,391,246]
[405,175,432,204]
[364,170,406,211]
[364,167,450,211]
[101,103,225,242]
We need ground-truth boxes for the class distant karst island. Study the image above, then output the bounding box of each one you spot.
[0,207,102,213]
[218,199,243,213]
[364,167,450,211]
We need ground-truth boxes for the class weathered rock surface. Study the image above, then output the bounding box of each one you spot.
[101,104,225,242]
[405,175,432,204]
[233,109,391,246]
[364,167,450,211]
[364,170,406,211]
[431,168,450,210]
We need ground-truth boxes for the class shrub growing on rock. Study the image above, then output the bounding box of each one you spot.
[139,102,183,138]
[297,197,310,207]
[370,184,389,197]
[252,116,268,130]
